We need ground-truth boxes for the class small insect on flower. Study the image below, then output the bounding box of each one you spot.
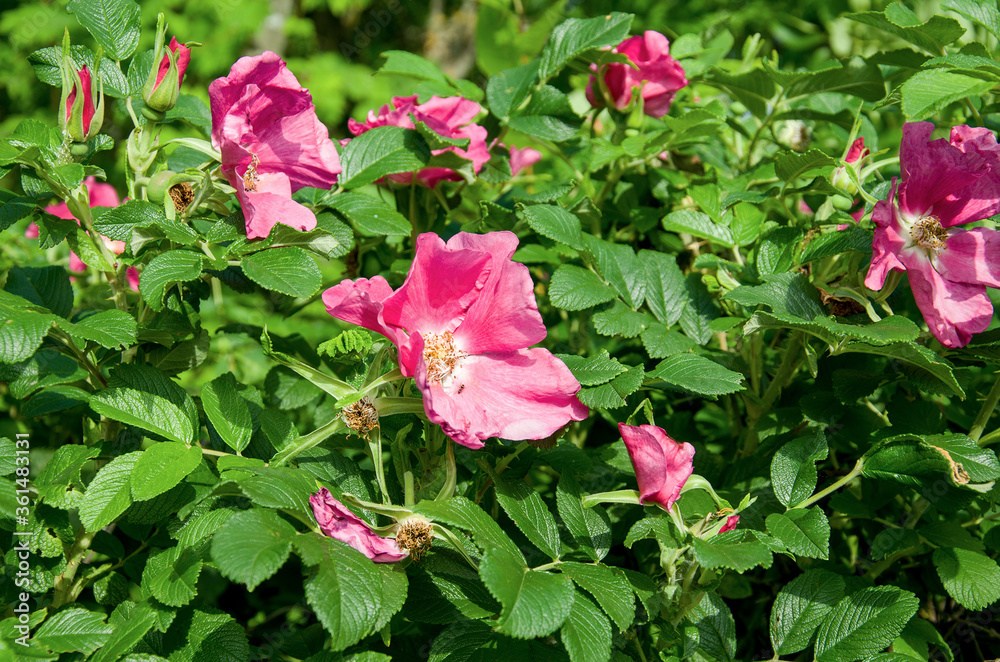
[342,395,379,439]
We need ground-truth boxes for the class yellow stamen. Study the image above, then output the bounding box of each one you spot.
[422,331,466,384]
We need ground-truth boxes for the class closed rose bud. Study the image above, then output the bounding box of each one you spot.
[831,137,869,194]
[143,35,191,114]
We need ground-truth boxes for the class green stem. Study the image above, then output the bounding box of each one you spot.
[793,458,865,509]
[581,489,642,508]
[270,417,346,467]
[969,372,1000,444]
[435,439,457,501]
[367,427,390,505]
[404,471,415,507]
[52,530,98,608]
[494,440,530,474]
[742,332,804,457]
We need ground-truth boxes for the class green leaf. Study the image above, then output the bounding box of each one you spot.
[560,562,635,632]
[706,67,776,118]
[299,535,384,651]
[556,350,627,386]
[406,552,500,624]
[90,388,196,444]
[211,509,296,591]
[583,235,646,308]
[67,0,141,60]
[646,354,745,396]
[686,592,736,662]
[801,225,874,263]
[549,265,617,311]
[4,266,72,317]
[327,191,411,236]
[139,251,204,311]
[678,274,718,345]
[765,507,831,559]
[416,497,523,560]
[377,50,452,86]
[560,590,612,662]
[507,85,581,141]
[4,349,87,400]
[926,433,1000,482]
[231,467,316,513]
[479,547,575,639]
[692,532,773,572]
[517,204,585,250]
[743,311,922,348]
[0,291,58,364]
[487,62,539,119]
[932,547,1000,610]
[639,250,687,326]
[555,473,611,562]
[593,301,651,338]
[641,322,697,358]
[577,364,644,409]
[242,247,321,298]
[769,57,886,101]
[89,602,158,662]
[131,443,202,501]
[34,608,113,654]
[661,209,734,247]
[815,586,919,662]
[78,451,142,532]
[160,607,250,662]
[770,569,846,655]
[339,126,431,189]
[61,309,137,349]
[845,341,963,397]
[538,12,633,79]
[93,200,167,242]
[901,69,996,120]
[724,273,825,320]
[201,373,253,454]
[771,430,829,507]
[775,149,837,182]
[846,5,966,54]
[943,0,1000,41]
[141,545,203,607]
[491,472,561,558]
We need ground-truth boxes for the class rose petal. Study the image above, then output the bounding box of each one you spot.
[618,423,695,512]
[904,250,994,348]
[310,488,406,563]
[936,226,1000,289]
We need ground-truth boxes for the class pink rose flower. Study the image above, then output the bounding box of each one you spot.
[323,231,588,449]
[618,423,695,512]
[347,95,490,188]
[310,488,406,563]
[209,52,341,239]
[865,122,1000,348]
[509,145,542,176]
[27,177,138,291]
[719,514,740,533]
[586,31,688,118]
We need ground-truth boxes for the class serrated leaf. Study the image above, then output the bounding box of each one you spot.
[815,586,919,662]
[661,209,734,246]
[775,149,837,182]
[766,507,830,559]
[560,590,612,662]
[646,354,745,396]
[901,69,996,120]
[78,451,142,532]
[692,532,773,572]
[416,497,523,560]
[678,274,718,345]
[846,6,966,54]
[131,443,202,501]
[339,126,431,189]
[770,569,846,655]
[556,350,626,386]
[641,322,698,358]
[90,388,195,444]
[724,272,825,320]
[67,0,141,60]
[556,474,611,562]
[34,608,113,654]
[943,0,1000,41]
[560,562,634,632]
[139,251,204,311]
[549,265,617,311]
[142,546,203,607]
[0,291,58,364]
[771,430,829,507]
[801,225,874,263]
[89,602,158,662]
[686,592,736,662]
[538,12,633,79]
[479,547,574,639]
[326,191,410,236]
[577,364,644,409]
[241,246,321,298]
[4,266,72,317]
[160,607,250,662]
[211,509,295,591]
[593,300,651,338]
[518,204,585,250]
[487,62,539,119]
[639,250,687,326]
[932,547,1000,610]
[925,433,1000,482]
[201,373,253,453]
[490,471,561,559]
[743,311,922,348]
[61,309,137,349]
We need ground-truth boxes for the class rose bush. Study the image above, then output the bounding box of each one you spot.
[2,2,1000,662]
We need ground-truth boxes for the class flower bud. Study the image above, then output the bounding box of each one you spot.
[831,137,869,195]
[142,14,190,114]
[59,30,104,143]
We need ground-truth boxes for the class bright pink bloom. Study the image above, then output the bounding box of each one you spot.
[586,31,688,118]
[156,37,190,89]
[617,423,695,512]
[209,52,341,239]
[509,145,542,176]
[719,515,740,533]
[324,231,588,449]
[865,123,1000,348]
[348,95,490,188]
[310,488,406,563]
[28,177,138,291]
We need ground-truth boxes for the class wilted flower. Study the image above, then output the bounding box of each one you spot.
[323,231,588,449]
[347,95,490,188]
[586,31,688,118]
[865,122,1000,348]
[310,488,406,563]
[618,423,695,512]
[209,51,341,239]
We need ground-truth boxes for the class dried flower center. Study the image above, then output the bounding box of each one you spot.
[341,396,379,438]
[910,213,948,252]
[422,331,466,383]
[169,182,194,213]
[242,153,260,192]
[395,518,433,561]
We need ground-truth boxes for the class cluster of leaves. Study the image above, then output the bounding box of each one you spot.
[2,1,1000,661]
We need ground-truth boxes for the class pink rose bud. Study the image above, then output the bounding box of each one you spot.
[586,31,688,118]
[719,514,740,533]
[618,423,695,512]
[144,35,191,113]
[832,137,870,194]
[310,488,406,563]
[62,64,103,142]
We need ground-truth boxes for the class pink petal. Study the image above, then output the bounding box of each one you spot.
[898,122,986,220]
[86,178,121,208]
[125,267,140,292]
[69,252,87,273]
[323,276,404,348]
[210,52,305,149]
[719,515,739,533]
[417,347,588,449]
[310,488,406,563]
[253,104,342,190]
[589,31,687,118]
[936,227,1000,289]
[617,423,695,512]
[933,125,1000,226]
[381,233,492,338]
[509,146,542,175]
[864,185,908,291]
[447,231,547,353]
[905,252,994,348]
[846,137,868,163]
[25,223,40,239]
[236,170,317,239]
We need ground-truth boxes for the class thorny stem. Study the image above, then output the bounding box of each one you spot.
[969,371,1000,444]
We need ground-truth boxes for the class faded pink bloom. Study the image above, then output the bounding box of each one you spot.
[586,31,688,118]
[719,515,740,533]
[509,145,542,176]
[210,52,341,239]
[28,177,138,291]
[618,423,695,512]
[324,231,588,449]
[865,122,1000,348]
[348,95,490,188]
[310,488,406,563]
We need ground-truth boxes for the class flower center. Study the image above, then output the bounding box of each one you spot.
[341,395,379,438]
[242,153,260,192]
[395,517,433,562]
[421,331,466,383]
[909,213,948,252]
